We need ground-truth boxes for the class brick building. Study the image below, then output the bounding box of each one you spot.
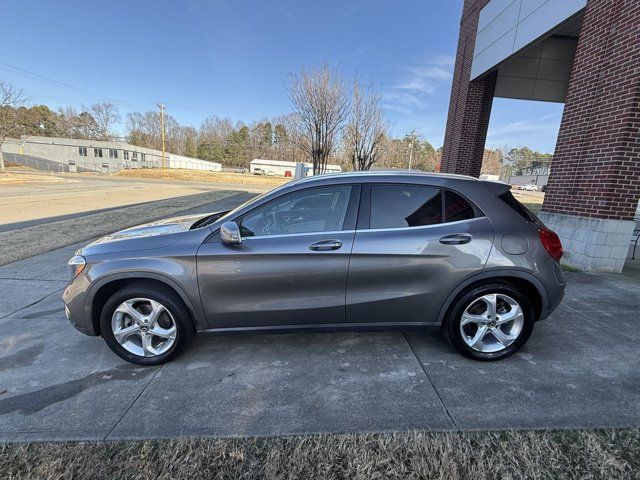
[442,0,640,272]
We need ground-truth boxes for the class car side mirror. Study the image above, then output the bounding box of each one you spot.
[220,221,242,245]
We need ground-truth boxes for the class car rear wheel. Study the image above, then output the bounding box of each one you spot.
[444,283,535,361]
[100,282,193,365]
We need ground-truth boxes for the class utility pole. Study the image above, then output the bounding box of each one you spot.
[408,129,416,170]
[158,103,166,172]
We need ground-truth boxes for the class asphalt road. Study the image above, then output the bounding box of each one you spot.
[0,197,639,442]
[1,170,269,228]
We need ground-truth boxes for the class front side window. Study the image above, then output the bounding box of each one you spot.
[109,148,118,159]
[370,185,442,229]
[124,150,130,160]
[93,148,103,158]
[239,185,352,237]
[78,146,87,156]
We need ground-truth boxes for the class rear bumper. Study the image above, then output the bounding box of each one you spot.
[538,284,565,321]
[537,263,566,321]
[62,274,98,336]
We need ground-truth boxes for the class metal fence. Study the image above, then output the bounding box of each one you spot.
[4,153,161,174]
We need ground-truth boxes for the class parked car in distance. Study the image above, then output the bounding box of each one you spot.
[517,184,538,191]
[253,167,275,176]
[63,172,565,365]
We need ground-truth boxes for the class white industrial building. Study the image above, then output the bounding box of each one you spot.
[1,135,221,173]
[250,159,342,177]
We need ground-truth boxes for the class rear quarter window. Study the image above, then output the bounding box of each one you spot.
[444,190,477,222]
[499,191,541,224]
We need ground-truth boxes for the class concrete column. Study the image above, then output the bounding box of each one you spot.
[540,0,640,273]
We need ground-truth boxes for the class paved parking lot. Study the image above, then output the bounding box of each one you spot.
[0,197,639,442]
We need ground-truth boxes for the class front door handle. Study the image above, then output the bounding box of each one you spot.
[439,234,472,245]
[309,240,343,251]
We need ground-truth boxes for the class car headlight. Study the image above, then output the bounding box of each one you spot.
[67,255,86,278]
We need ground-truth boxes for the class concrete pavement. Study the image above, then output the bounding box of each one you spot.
[1,196,639,441]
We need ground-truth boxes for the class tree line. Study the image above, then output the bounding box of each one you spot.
[0,70,440,173]
[481,146,552,177]
[1,74,551,176]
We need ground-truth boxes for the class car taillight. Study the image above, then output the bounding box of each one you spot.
[538,228,563,261]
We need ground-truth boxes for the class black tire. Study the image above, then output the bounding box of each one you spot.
[100,281,194,365]
[443,282,535,361]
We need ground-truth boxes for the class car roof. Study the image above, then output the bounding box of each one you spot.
[294,170,480,186]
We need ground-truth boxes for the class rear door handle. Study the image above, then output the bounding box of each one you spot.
[439,234,472,245]
[309,240,343,251]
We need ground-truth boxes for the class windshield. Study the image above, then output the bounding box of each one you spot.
[196,182,294,228]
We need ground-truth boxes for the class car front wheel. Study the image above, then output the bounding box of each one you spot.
[444,283,535,361]
[100,282,193,365]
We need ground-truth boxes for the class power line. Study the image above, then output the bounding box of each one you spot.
[0,59,153,110]
[0,59,222,115]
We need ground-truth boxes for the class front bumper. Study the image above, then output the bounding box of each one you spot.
[62,273,98,336]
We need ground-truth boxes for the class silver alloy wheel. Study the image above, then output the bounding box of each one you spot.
[459,293,524,353]
[111,297,177,357]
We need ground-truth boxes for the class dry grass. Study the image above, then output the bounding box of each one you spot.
[0,172,63,186]
[115,168,289,187]
[1,429,638,479]
[0,190,240,266]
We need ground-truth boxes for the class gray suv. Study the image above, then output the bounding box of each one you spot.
[63,172,565,365]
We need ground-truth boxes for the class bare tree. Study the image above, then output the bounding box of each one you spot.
[90,102,120,140]
[288,65,349,174]
[0,80,26,171]
[344,80,387,171]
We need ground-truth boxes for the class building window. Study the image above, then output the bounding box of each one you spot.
[109,148,118,159]
[140,153,146,162]
[94,148,103,158]
[132,151,138,160]
[124,151,130,160]
[78,146,87,157]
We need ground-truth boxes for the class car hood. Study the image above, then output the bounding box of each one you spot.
[79,212,217,256]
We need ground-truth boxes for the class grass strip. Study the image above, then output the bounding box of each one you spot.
[1,429,638,480]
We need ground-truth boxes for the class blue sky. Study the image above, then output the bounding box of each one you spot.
[0,0,563,152]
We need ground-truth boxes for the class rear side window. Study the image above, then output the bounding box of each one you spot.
[370,185,442,228]
[499,191,540,224]
[444,191,476,222]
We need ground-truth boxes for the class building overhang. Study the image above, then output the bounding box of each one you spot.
[471,0,586,102]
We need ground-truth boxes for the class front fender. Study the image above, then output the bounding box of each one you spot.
[84,270,208,334]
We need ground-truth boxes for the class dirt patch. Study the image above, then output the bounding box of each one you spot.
[114,168,289,187]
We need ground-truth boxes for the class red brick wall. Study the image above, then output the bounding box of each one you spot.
[441,0,495,177]
[542,0,640,220]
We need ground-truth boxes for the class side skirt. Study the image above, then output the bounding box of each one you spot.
[197,322,442,336]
